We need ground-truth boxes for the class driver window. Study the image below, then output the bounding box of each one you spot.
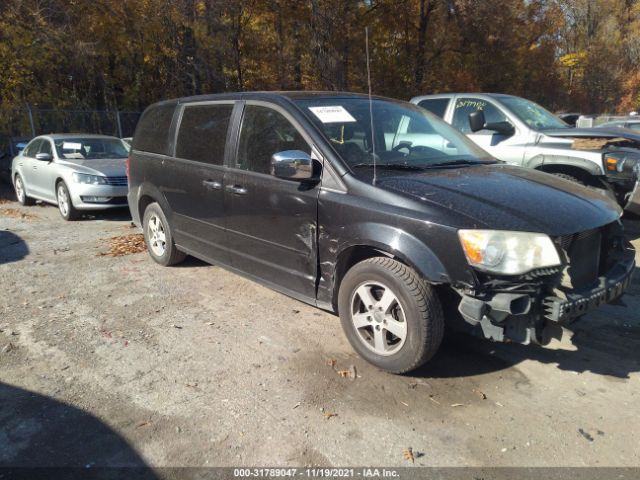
[236,105,309,174]
[39,140,53,156]
[23,139,42,157]
[452,98,507,134]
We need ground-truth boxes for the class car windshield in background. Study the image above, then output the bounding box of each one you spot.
[296,98,493,173]
[500,96,568,131]
[54,138,129,160]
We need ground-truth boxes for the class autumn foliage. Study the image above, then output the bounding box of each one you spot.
[0,0,638,114]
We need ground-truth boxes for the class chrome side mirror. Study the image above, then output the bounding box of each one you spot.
[270,150,315,181]
[35,153,53,162]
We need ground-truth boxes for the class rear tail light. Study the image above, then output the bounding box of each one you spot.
[125,156,130,178]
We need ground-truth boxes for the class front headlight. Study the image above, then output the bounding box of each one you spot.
[72,173,107,185]
[604,152,639,175]
[458,230,561,275]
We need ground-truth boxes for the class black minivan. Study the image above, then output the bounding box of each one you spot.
[128,92,635,373]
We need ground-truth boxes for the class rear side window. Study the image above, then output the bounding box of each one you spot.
[175,104,234,165]
[418,98,450,118]
[132,104,175,155]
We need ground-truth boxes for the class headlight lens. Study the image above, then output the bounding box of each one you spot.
[458,230,561,275]
[603,152,639,175]
[72,173,107,185]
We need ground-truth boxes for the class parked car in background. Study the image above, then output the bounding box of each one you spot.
[11,134,129,220]
[411,93,640,215]
[597,119,640,132]
[0,136,31,182]
[127,91,634,373]
[557,112,581,126]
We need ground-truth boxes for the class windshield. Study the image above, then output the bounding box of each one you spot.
[295,97,493,175]
[500,97,567,131]
[54,137,129,160]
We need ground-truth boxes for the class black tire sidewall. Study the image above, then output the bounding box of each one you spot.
[338,259,441,373]
[142,203,176,266]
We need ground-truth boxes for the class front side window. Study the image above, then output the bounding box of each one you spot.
[295,97,492,180]
[39,140,53,156]
[452,98,507,133]
[23,139,42,157]
[175,104,234,165]
[236,105,309,174]
[54,137,129,159]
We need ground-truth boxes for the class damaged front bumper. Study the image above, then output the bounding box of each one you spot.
[457,245,635,345]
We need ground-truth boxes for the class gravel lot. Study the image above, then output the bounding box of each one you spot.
[1,182,639,470]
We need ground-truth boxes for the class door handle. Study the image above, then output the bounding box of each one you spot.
[202,180,222,190]
[225,184,247,195]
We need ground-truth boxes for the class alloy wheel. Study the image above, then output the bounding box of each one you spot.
[147,214,167,257]
[350,281,408,356]
[57,184,69,217]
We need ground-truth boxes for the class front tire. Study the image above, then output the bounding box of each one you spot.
[338,257,444,374]
[14,174,35,206]
[142,202,186,266]
[56,181,79,221]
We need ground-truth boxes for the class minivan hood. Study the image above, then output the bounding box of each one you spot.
[376,164,621,235]
[58,157,126,177]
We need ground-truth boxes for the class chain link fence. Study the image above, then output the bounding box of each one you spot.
[0,106,141,139]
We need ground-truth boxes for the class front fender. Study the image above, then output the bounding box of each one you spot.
[525,154,604,175]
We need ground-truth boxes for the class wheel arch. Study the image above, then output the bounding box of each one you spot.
[330,231,450,312]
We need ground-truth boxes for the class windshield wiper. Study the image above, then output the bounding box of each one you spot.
[351,163,426,170]
[423,159,494,168]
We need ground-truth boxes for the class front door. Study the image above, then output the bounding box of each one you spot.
[17,138,42,196]
[451,97,526,165]
[31,138,58,202]
[224,102,320,300]
[162,101,235,264]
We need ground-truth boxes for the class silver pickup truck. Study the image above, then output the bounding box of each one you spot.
[410,93,640,214]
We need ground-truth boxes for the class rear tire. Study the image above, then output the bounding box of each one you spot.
[142,202,186,266]
[338,257,444,374]
[14,174,35,206]
[56,181,79,221]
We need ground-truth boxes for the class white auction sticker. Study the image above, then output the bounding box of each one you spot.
[308,106,356,123]
[62,142,82,150]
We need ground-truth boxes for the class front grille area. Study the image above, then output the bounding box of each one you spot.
[104,176,128,186]
[555,222,623,291]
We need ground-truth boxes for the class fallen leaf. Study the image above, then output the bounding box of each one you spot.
[323,412,337,419]
[336,369,350,377]
[0,208,39,220]
[136,421,151,428]
[473,389,487,400]
[403,447,414,463]
[97,234,146,257]
[450,403,466,407]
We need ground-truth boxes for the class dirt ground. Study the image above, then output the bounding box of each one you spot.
[0,182,639,470]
